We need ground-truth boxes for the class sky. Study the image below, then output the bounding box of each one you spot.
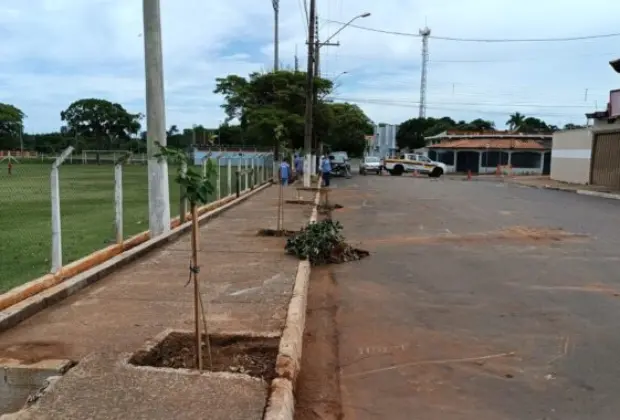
[1,0,620,134]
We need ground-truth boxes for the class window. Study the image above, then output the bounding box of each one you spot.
[418,155,431,163]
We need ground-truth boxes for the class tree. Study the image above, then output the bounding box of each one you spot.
[506,112,525,131]
[396,117,456,150]
[0,103,25,149]
[156,144,216,372]
[519,116,552,133]
[563,123,586,130]
[325,103,373,157]
[213,70,334,150]
[60,98,142,150]
[458,118,495,131]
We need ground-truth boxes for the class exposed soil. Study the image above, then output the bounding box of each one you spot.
[294,266,342,420]
[318,203,344,215]
[285,199,315,205]
[329,243,370,264]
[129,333,279,382]
[257,228,298,237]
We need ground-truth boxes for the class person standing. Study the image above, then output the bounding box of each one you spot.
[320,155,331,187]
[279,159,291,186]
[7,160,13,176]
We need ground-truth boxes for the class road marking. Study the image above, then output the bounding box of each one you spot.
[342,352,516,379]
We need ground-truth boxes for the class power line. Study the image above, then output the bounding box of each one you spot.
[328,98,586,118]
[322,19,620,43]
[330,96,595,109]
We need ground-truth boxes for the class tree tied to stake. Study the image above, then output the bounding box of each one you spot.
[155,143,217,371]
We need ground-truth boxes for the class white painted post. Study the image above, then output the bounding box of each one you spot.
[179,161,187,223]
[50,146,74,274]
[251,157,255,188]
[227,159,232,197]
[237,156,242,190]
[143,0,171,237]
[216,157,221,200]
[244,158,249,190]
[114,152,132,245]
[303,155,311,186]
[114,164,123,244]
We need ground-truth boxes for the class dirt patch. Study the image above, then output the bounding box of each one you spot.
[129,333,279,382]
[330,243,370,264]
[318,203,344,216]
[364,226,588,247]
[294,266,342,420]
[0,341,70,364]
[285,199,315,205]
[257,228,297,237]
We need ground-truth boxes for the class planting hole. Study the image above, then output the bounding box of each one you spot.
[257,228,297,237]
[129,332,279,382]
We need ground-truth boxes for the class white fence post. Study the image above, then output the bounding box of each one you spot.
[114,153,132,245]
[251,157,255,188]
[50,146,74,274]
[227,158,232,197]
[244,157,249,190]
[237,156,242,190]
[180,161,188,223]
[115,164,123,244]
[216,156,221,200]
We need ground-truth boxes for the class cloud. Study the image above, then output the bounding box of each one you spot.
[0,0,619,133]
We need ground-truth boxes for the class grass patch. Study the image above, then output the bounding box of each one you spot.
[0,162,248,293]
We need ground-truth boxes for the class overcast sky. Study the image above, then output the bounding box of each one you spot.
[1,0,619,133]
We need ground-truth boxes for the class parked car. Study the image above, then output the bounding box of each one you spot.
[360,156,382,175]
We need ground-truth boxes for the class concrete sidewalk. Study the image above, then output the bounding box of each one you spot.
[0,184,313,419]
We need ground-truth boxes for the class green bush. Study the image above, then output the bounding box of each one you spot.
[285,219,344,265]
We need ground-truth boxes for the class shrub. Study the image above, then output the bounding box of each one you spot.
[285,219,344,265]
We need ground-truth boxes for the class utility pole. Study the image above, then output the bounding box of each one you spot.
[142,0,171,236]
[272,0,279,71]
[418,27,431,118]
[302,0,317,187]
[313,15,339,165]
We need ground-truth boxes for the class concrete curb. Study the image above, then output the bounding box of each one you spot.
[0,182,273,333]
[263,185,321,420]
[511,182,620,200]
[576,189,620,200]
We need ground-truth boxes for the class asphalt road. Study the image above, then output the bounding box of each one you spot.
[329,174,620,420]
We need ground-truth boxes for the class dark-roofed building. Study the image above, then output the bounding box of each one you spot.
[425,130,552,175]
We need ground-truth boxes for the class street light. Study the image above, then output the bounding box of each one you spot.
[321,13,371,46]
[271,0,279,71]
[610,58,620,73]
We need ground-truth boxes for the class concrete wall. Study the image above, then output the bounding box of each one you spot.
[551,129,592,184]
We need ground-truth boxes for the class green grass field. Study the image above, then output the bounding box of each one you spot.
[0,162,250,293]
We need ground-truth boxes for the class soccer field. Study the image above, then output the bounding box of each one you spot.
[0,162,242,293]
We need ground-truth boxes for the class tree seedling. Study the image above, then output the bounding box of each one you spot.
[156,143,216,371]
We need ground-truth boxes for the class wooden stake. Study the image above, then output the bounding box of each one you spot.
[190,205,203,371]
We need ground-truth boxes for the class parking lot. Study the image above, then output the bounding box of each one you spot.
[329,174,620,419]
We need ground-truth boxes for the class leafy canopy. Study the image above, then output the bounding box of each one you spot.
[60,98,142,149]
[155,144,216,206]
[0,103,25,138]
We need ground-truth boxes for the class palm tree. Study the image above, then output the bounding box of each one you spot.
[506,112,526,131]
